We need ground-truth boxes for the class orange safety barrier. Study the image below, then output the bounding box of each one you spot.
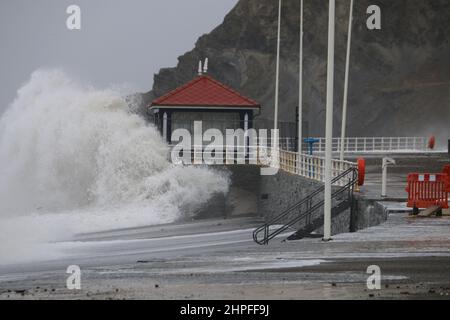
[443,165,450,192]
[406,173,449,209]
[443,165,450,177]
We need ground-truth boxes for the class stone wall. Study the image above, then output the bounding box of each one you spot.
[350,196,389,232]
[193,165,388,238]
[258,170,322,221]
[258,169,388,236]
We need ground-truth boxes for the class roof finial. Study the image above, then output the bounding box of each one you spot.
[203,58,209,74]
[198,60,203,75]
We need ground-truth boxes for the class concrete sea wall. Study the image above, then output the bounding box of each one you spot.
[194,165,388,237]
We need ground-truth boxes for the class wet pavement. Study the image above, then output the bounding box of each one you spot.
[1,210,449,300]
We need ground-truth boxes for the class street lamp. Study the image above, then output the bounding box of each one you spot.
[274,0,282,132]
[323,0,336,242]
[339,0,354,161]
[298,0,304,155]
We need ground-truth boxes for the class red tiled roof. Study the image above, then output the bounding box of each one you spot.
[151,75,260,108]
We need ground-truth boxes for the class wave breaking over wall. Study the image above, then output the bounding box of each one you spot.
[0,70,229,263]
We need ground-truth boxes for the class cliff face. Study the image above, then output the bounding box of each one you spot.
[143,0,450,141]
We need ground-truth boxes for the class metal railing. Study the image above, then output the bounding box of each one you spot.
[311,137,428,154]
[169,145,264,165]
[245,136,430,154]
[278,149,356,186]
[168,144,356,186]
[253,167,358,245]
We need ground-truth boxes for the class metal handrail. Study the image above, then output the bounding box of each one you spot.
[253,167,357,245]
[310,136,427,153]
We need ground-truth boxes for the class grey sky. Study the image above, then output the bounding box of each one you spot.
[0,0,238,113]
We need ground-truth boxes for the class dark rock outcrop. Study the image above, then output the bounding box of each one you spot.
[142,0,450,143]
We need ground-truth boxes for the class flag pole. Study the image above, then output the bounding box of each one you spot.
[298,0,304,156]
[339,0,354,161]
[274,0,282,132]
[324,0,336,241]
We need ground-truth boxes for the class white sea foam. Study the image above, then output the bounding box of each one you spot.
[0,69,229,264]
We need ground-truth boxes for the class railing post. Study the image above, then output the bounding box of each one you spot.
[264,225,268,245]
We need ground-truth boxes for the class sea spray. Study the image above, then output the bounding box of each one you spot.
[0,69,229,263]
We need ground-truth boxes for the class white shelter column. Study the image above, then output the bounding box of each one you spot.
[298,0,304,155]
[324,0,336,242]
[244,113,249,132]
[163,112,168,142]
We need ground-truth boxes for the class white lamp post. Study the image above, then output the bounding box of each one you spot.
[269,0,283,171]
[339,0,354,161]
[298,0,304,156]
[274,0,282,132]
[324,0,336,242]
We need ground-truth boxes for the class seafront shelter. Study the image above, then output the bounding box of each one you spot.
[150,73,261,143]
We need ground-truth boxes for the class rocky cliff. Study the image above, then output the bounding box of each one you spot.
[142,0,450,143]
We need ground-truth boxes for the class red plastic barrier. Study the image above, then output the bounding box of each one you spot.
[406,173,449,209]
[443,165,450,192]
[443,165,450,177]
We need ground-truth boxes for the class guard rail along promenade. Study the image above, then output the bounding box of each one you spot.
[169,135,434,185]
[169,142,358,186]
[275,136,434,153]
